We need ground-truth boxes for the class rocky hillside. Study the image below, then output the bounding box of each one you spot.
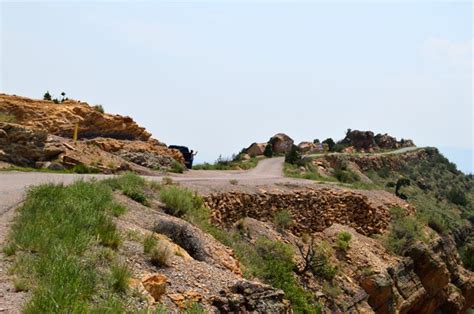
[0,93,184,173]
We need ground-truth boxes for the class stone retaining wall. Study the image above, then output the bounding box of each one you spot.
[204,188,403,236]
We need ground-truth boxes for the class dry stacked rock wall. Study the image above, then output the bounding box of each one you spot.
[204,189,408,236]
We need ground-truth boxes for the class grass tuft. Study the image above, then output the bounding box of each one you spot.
[109,263,131,293]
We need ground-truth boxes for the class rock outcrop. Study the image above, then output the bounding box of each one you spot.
[0,94,184,172]
[298,141,322,154]
[245,142,267,157]
[0,93,150,140]
[341,130,415,151]
[211,280,291,313]
[269,133,294,154]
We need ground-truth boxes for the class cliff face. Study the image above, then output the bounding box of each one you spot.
[0,93,184,172]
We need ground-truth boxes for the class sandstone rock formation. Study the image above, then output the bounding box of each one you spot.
[341,130,415,151]
[245,142,266,157]
[0,94,184,172]
[0,93,150,140]
[212,280,291,313]
[269,133,294,154]
[142,273,167,301]
[297,141,322,154]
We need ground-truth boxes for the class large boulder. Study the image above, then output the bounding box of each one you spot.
[0,122,61,166]
[245,142,266,157]
[297,141,322,154]
[211,280,291,313]
[269,133,294,154]
[374,133,398,149]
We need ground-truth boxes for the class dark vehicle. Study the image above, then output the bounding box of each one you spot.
[169,145,194,169]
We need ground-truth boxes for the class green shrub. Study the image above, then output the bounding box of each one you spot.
[332,143,346,153]
[264,143,273,157]
[336,231,352,251]
[311,242,338,280]
[93,104,105,113]
[103,172,148,204]
[109,263,131,293]
[43,91,52,101]
[274,209,292,231]
[72,164,101,174]
[193,157,258,171]
[322,138,335,151]
[170,160,185,173]
[285,145,301,165]
[460,243,474,271]
[385,207,425,254]
[447,188,468,206]
[333,163,359,183]
[183,303,205,314]
[254,238,317,313]
[159,186,203,217]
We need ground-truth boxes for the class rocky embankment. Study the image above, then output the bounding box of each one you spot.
[202,173,473,313]
[0,93,184,172]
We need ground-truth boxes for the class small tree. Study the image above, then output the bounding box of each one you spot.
[322,138,336,151]
[274,209,292,231]
[263,143,273,158]
[60,92,66,103]
[313,139,320,144]
[395,178,410,200]
[285,145,301,165]
[43,91,52,101]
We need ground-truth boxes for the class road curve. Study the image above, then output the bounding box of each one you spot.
[0,157,286,214]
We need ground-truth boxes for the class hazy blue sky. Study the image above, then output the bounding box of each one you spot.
[1,1,472,172]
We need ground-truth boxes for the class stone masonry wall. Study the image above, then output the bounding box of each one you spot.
[204,188,407,236]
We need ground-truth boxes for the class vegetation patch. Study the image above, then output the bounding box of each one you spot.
[193,155,258,170]
[336,231,352,251]
[103,172,148,205]
[385,207,426,255]
[4,181,129,312]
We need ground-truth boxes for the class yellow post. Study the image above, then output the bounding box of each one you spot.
[73,123,79,143]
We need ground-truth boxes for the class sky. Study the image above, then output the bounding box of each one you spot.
[1,1,473,173]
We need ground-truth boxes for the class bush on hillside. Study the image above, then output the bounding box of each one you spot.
[93,104,105,113]
[159,186,203,217]
[285,145,302,165]
[447,187,468,206]
[322,138,336,151]
[263,143,273,158]
[333,162,359,183]
[385,207,425,255]
[274,209,292,231]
